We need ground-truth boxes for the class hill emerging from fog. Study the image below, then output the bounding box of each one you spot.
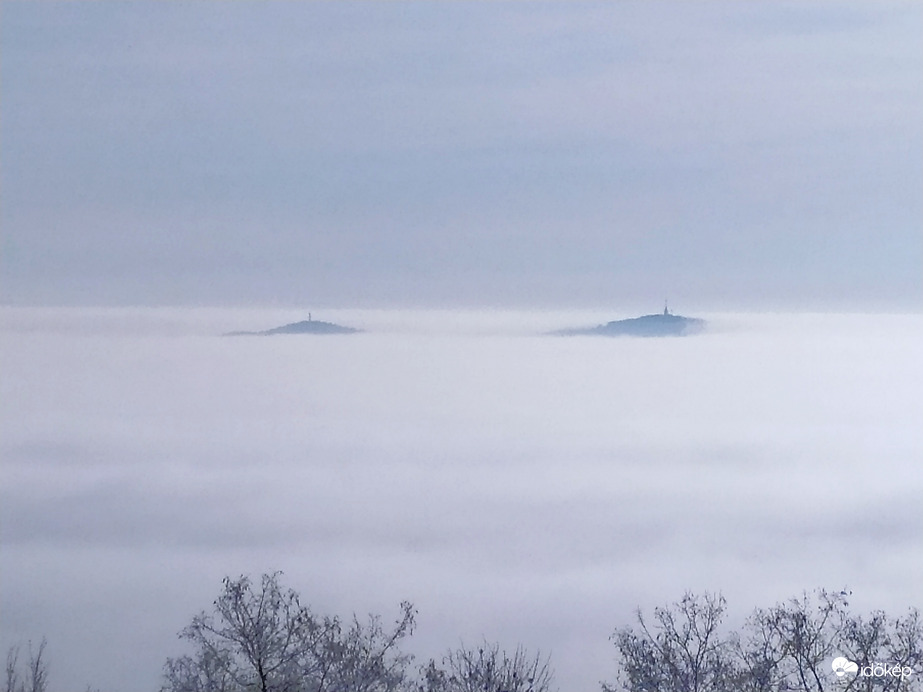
[552,309,705,337]
[224,318,359,336]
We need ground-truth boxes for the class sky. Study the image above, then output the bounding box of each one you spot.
[2,2,921,311]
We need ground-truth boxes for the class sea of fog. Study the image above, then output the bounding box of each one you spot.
[1,307,921,692]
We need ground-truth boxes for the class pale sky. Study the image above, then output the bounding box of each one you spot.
[2,2,921,310]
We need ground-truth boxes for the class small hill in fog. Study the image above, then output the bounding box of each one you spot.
[552,308,705,337]
[224,318,359,336]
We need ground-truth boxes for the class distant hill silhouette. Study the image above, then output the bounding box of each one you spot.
[224,318,359,336]
[552,308,705,337]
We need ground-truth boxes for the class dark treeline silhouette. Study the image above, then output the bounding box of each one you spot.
[160,575,921,692]
[607,590,922,692]
[160,573,553,692]
[7,577,921,691]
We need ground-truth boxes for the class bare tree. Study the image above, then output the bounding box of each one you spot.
[739,590,848,692]
[162,572,416,692]
[4,639,48,692]
[308,608,416,692]
[162,645,238,692]
[837,606,923,692]
[5,646,19,692]
[609,590,923,692]
[418,640,555,692]
[606,592,735,692]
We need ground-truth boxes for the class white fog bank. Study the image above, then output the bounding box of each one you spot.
[1,307,921,691]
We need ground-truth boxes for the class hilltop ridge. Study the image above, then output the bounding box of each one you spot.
[552,306,705,337]
[224,317,359,336]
